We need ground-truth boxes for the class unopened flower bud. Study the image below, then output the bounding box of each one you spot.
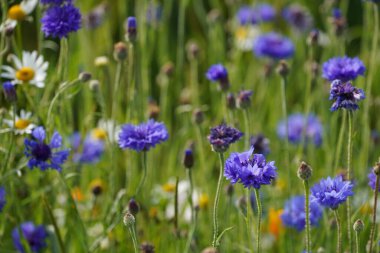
[298,161,312,181]
[94,56,109,67]
[317,247,325,253]
[148,100,160,120]
[307,29,319,46]
[192,109,204,125]
[128,198,140,216]
[353,219,364,232]
[79,72,92,82]
[276,60,289,77]
[123,212,135,227]
[161,62,174,77]
[225,183,234,196]
[89,80,100,91]
[113,42,128,61]
[374,162,380,175]
[202,247,218,253]
[186,42,199,60]
[125,16,137,42]
[237,90,253,109]
[2,81,17,102]
[226,93,236,110]
[140,242,155,253]
[183,149,194,169]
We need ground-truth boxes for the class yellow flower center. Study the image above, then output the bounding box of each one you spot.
[16,67,35,82]
[198,194,209,209]
[92,128,107,140]
[15,119,31,130]
[162,183,175,193]
[236,27,248,40]
[8,5,26,21]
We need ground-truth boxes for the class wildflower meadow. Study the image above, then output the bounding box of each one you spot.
[2,0,380,252]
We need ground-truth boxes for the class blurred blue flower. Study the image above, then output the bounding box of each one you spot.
[224,147,277,189]
[236,90,253,109]
[24,126,70,171]
[236,4,275,25]
[256,4,276,22]
[0,187,5,212]
[311,176,354,210]
[3,81,17,102]
[322,56,365,82]
[12,222,48,253]
[41,3,81,38]
[40,0,71,5]
[329,80,365,111]
[368,171,380,191]
[125,16,137,41]
[332,8,342,19]
[118,119,169,152]
[277,113,323,147]
[208,123,243,152]
[281,195,323,231]
[71,133,105,164]
[250,134,270,155]
[146,2,162,25]
[253,33,294,59]
[282,4,313,32]
[206,64,229,91]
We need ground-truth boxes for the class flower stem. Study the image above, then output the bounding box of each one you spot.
[304,180,311,253]
[128,225,139,253]
[254,188,262,253]
[355,230,360,253]
[346,110,353,252]
[334,112,347,172]
[369,173,379,253]
[333,209,342,253]
[212,153,224,248]
[187,168,194,223]
[243,109,250,149]
[246,188,252,251]
[280,76,290,185]
[135,151,147,197]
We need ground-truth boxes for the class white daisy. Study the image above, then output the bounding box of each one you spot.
[3,109,36,134]
[0,0,38,32]
[96,119,121,143]
[235,25,261,52]
[1,51,48,88]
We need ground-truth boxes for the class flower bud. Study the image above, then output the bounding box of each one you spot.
[226,93,236,110]
[202,247,218,253]
[125,17,137,42]
[148,100,160,120]
[79,72,92,82]
[183,149,194,169]
[237,90,253,109]
[113,42,128,61]
[128,198,140,216]
[89,80,100,91]
[140,242,155,253]
[353,219,364,232]
[298,161,312,181]
[161,62,174,77]
[317,247,325,253]
[374,162,380,175]
[307,29,319,46]
[2,81,17,102]
[123,212,135,227]
[225,183,234,196]
[186,41,199,60]
[94,56,109,67]
[276,60,289,77]
[192,109,204,125]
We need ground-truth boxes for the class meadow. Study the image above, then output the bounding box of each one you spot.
[0,0,380,252]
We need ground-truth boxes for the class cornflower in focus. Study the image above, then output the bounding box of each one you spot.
[329,80,365,111]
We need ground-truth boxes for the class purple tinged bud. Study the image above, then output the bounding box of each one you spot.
[128,198,140,216]
[125,16,137,42]
[297,161,312,181]
[276,60,289,77]
[192,109,204,125]
[226,93,236,109]
[353,219,364,232]
[3,82,17,102]
[374,162,380,175]
[237,90,253,109]
[140,242,155,253]
[183,149,194,169]
[113,42,128,61]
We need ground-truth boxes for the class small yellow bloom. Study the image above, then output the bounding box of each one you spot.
[162,183,175,193]
[8,5,26,21]
[198,193,209,209]
[89,178,105,196]
[149,207,158,218]
[92,128,107,140]
[268,208,283,239]
[16,67,35,82]
[15,119,31,130]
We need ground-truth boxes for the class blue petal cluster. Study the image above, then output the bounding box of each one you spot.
[311,176,354,210]
[368,171,380,192]
[236,90,253,109]
[3,81,17,102]
[281,195,323,231]
[208,123,243,152]
[71,133,105,164]
[0,187,5,212]
[277,113,323,146]
[236,4,275,25]
[40,0,71,5]
[118,119,169,152]
[24,126,70,171]
[282,4,313,32]
[206,64,228,82]
[322,56,365,82]
[224,148,277,189]
[12,222,48,253]
[41,3,82,39]
[329,80,365,111]
[253,33,295,59]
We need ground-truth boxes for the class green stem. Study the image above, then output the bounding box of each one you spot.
[369,173,379,253]
[243,109,250,149]
[128,225,139,253]
[347,110,353,252]
[304,180,311,253]
[334,209,342,253]
[212,153,224,248]
[334,112,347,172]
[246,188,252,251]
[254,188,262,253]
[135,151,147,197]
[44,197,66,253]
[57,38,68,83]
[355,230,360,253]
[280,76,290,183]
[1,105,16,176]
[111,62,123,122]
[187,168,194,223]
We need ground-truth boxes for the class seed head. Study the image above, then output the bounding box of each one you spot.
[123,212,135,227]
[298,161,312,181]
[353,219,364,232]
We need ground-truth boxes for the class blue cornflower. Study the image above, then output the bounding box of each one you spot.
[71,133,105,164]
[329,80,365,111]
[24,126,70,171]
[12,222,48,253]
[3,81,17,102]
[253,33,295,59]
[40,0,71,5]
[256,4,276,22]
[208,123,243,152]
[368,171,380,191]
[250,134,270,155]
[236,6,259,25]
[41,3,81,38]
[281,195,323,231]
[311,176,354,210]
[118,119,169,152]
[0,187,5,212]
[125,16,137,41]
[277,113,323,147]
[206,64,230,91]
[332,8,342,19]
[322,56,365,82]
[282,4,313,32]
[224,147,277,189]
